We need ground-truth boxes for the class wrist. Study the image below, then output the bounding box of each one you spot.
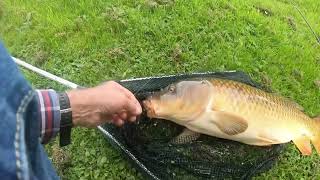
[58,92,73,146]
[66,89,101,127]
[66,89,83,127]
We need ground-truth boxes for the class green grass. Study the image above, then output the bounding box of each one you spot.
[1,0,320,179]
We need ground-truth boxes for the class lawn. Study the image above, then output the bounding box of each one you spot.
[1,0,320,179]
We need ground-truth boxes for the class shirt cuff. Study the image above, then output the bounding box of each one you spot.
[35,89,61,144]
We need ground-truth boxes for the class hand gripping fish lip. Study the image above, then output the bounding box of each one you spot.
[143,99,157,118]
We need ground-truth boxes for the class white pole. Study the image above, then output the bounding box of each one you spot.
[11,56,79,89]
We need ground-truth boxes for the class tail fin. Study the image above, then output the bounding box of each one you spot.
[311,116,320,154]
[293,116,320,156]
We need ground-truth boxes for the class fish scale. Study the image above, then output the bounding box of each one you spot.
[144,78,320,155]
[210,79,304,119]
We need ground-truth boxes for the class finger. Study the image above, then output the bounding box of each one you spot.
[131,98,142,115]
[111,114,119,122]
[124,96,142,116]
[121,87,136,100]
[116,84,141,115]
[112,115,124,127]
[135,102,142,115]
[119,111,128,120]
[121,95,141,116]
[128,116,137,122]
[114,119,124,127]
[121,86,141,114]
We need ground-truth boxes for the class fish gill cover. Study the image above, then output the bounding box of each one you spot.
[101,71,286,179]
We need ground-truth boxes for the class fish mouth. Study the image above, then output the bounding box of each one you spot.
[142,99,157,118]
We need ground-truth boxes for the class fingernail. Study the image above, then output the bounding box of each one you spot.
[119,120,124,126]
[136,106,142,114]
[120,111,127,120]
[129,116,136,122]
[115,119,124,127]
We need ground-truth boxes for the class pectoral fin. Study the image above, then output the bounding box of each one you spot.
[311,138,320,154]
[208,111,248,136]
[170,128,201,144]
[293,136,312,155]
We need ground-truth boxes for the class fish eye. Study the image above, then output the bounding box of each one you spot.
[168,85,175,93]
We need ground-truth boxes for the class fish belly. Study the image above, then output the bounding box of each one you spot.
[185,117,294,146]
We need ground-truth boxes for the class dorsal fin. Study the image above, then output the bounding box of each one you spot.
[275,95,304,111]
[284,98,304,111]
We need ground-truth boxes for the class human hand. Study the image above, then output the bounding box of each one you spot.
[66,81,142,128]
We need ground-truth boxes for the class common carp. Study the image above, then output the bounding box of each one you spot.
[143,78,320,155]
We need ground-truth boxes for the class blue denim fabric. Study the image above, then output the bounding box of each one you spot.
[0,42,59,180]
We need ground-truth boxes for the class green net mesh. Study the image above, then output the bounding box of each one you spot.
[100,71,286,179]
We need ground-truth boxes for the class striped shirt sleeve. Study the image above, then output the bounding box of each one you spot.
[35,89,61,144]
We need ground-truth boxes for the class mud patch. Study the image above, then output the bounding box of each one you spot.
[292,69,304,80]
[314,80,320,88]
[145,0,175,9]
[171,44,183,62]
[154,0,175,6]
[255,6,273,16]
[145,0,159,9]
[51,144,71,179]
[34,50,49,65]
[287,17,297,31]
[261,73,273,87]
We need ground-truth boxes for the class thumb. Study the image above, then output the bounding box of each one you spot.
[122,98,141,116]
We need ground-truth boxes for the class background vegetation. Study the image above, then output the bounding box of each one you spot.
[1,0,319,179]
